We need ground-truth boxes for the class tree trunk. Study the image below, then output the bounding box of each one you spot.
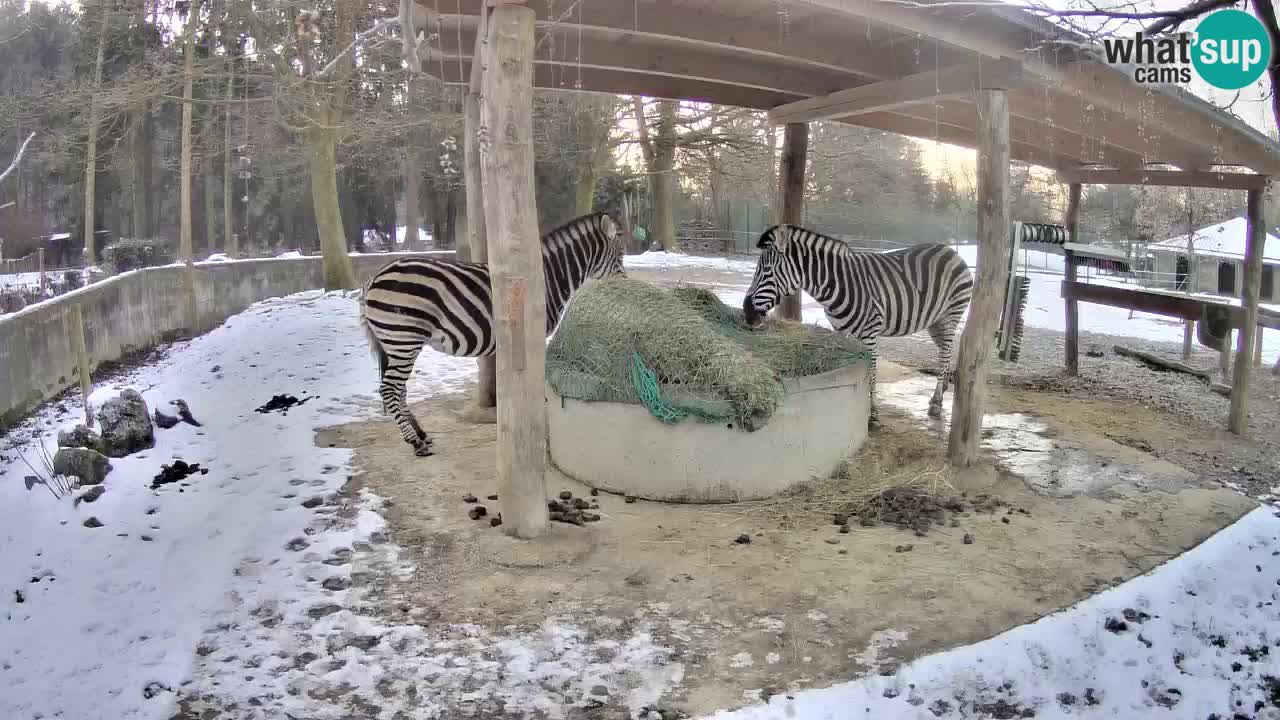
[776,122,808,322]
[130,109,152,238]
[203,155,218,254]
[224,57,236,256]
[308,126,357,289]
[464,87,496,409]
[82,0,110,265]
[404,152,420,249]
[650,100,679,251]
[480,3,549,539]
[279,172,294,253]
[573,98,613,215]
[178,0,201,263]
[948,89,1011,466]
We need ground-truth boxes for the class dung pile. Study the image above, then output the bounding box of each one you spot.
[545,278,870,431]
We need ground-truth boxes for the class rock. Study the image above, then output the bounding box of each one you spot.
[734,534,751,545]
[173,399,202,427]
[96,389,154,457]
[76,485,106,505]
[53,447,112,485]
[57,425,105,453]
[591,685,609,697]
[83,516,104,528]
[468,506,488,520]
[963,533,975,545]
[153,409,180,429]
[490,515,503,527]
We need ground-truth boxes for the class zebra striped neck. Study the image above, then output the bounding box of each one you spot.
[782,231,859,309]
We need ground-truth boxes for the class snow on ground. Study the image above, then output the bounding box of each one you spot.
[0,290,679,720]
[625,250,759,275]
[0,290,473,719]
[705,505,1280,720]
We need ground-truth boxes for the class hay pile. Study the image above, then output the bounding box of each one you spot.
[545,278,871,431]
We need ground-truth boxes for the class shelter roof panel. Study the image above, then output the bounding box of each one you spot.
[422,0,1280,176]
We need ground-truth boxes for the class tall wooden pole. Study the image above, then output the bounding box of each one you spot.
[1063,182,1082,375]
[776,122,808,322]
[1228,185,1268,435]
[480,3,548,539]
[467,6,497,410]
[948,89,1011,466]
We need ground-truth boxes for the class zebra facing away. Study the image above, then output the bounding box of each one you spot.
[360,212,624,456]
[742,224,974,429]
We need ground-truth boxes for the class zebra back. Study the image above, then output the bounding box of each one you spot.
[752,224,973,337]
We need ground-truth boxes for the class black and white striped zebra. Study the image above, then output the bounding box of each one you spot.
[742,224,973,429]
[360,212,624,456]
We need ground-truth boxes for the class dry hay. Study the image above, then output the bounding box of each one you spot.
[546,279,871,431]
[716,421,1011,536]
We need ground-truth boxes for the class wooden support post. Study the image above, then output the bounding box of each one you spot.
[37,247,46,296]
[776,121,808,322]
[466,6,496,410]
[68,304,92,427]
[948,89,1010,466]
[1182,219,1196,359]
[480,2,548,539]
[1228,186,1267,435]
[1063,183,1081,375]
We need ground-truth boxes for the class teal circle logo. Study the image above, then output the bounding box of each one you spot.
[1192,9,1272,90]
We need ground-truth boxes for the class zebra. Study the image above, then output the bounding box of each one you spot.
[742,224,973,429]
[360,212,625,456]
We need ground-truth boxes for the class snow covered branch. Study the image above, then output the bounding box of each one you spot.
[0,131,34,185]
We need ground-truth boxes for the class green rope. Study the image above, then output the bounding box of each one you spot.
[629,351,734,425]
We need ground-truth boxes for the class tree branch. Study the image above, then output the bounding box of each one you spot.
[1145,0,1241,33]
[0,131,34,185]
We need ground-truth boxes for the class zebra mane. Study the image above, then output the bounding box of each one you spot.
[757,224,853,260]
[541,212,616,255]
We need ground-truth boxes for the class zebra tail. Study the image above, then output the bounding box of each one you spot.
[359,273,389,379]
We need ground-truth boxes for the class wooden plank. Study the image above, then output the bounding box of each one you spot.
[769,59,1022,125]
[948,89,1010,467]
[480,2,548,539]
[1229,187,1267,435]
[1063,184,1082,375]
[1057,167,1270,191]
[1113,345,1213,382]
[1061,280,1280,331]
[776,122,807,322]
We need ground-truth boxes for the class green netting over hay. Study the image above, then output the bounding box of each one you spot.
[546,278,873,431]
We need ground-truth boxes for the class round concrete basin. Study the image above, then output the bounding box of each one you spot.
[546,363,871,503]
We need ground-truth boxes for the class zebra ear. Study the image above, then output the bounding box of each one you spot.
[598,213,618,240]
[772,224,792,254]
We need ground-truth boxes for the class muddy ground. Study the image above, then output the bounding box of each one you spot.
[327,359,1255,716]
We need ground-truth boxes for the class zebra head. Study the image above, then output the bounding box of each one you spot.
[743,224,801,326]
[592,213,626,280]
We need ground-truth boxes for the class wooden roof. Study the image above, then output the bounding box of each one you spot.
[416,0,1280,176]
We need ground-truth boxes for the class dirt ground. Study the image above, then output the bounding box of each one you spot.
[323,361,1257,717]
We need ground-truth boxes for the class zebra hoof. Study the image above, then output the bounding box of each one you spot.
[927,404,942,419]
[867,416,881,431]
[414,444,435,457]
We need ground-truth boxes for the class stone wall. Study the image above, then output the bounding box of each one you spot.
[0,252,453,427]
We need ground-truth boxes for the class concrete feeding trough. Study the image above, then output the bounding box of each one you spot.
[546,363,871,503]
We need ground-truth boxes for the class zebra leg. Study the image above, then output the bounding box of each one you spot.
[863,338,881,431]
[926,322,958,419]
[379,346,433,456]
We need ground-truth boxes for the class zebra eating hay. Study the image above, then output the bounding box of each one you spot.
[742,224,973,429]
[360,212,624,456]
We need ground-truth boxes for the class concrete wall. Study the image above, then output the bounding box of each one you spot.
[0,252,453,428]
[546,363,870,503]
